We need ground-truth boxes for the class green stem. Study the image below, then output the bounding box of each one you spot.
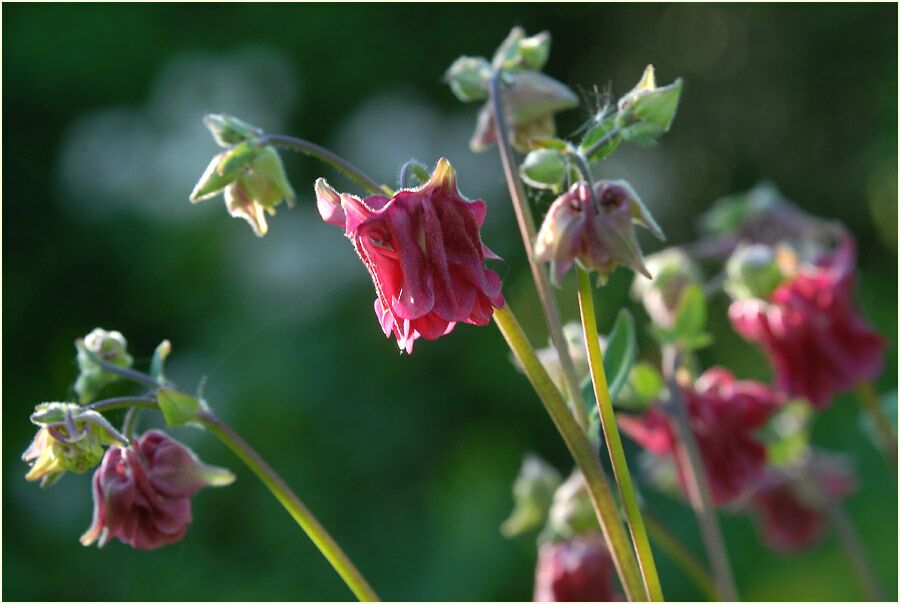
[662,346,739,601]
[256,134,388,196]
[576,267,664,601]
[492,304,647,601]
[86,394,380,602]
[198,411,380,602]
[856,382,897,471]
[643,513,720,601]
[489,70,591,432]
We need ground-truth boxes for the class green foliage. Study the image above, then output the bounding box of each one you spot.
[651,284,713,350]
[157,388,202,427]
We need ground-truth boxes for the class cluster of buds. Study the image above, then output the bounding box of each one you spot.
[191,114,295,237]
[74,328,134,403]
[445,27,579,153]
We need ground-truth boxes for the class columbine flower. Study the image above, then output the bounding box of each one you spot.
[190,114,295,237]
[729,233,884,408]
[748,453,856,553]
[534,533,621,602]
[619,367,780,505]
[315,159,504,353]
[81,430,234,551]
[22,402,127,487]
[534,180,664,286]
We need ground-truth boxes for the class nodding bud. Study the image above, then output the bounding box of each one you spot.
[75,328,134,404]
[544,471,598,540]
[631,247,703,328]
[534,180,665,286]
[616,64,683,145]
[491,27,551,71]
[501,454,562,538]
[445,56,492,102]
[23,403,127,487]
[724,243,794,300]
[519,148,566,190]
[203,113,264,148]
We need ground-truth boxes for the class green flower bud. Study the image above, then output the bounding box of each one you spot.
[23,403,127,487]
[445,56,492,102]
[520,148,566,190]
[492,27,552,71]
[616,65,683,145]
[203,113,264,148]
[544,471,599,540]
[501,455,562,538]
[725,243,793,300]
[631,248,703,328]
[75,328,134,404]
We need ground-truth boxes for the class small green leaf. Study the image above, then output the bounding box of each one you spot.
[520,148,566,190]
[603,309,637,400]
[157,388,201,427]
[673,284,706,341]
[579,118,622,162]
[617,362,665,410]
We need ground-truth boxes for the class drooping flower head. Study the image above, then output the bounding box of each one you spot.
[619,367,781,505]
[534,533,621,602]
[81,430,234,551]
[535,180,665,286]
[748,452,856,554]
[729,233,885,408]
[316,159,504,353]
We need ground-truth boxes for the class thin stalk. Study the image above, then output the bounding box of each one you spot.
[662,346,739,601]
[489,71,590,431]
[256,134,388,196]
[643,513,720,601]
[198,411,380,602]
[856,381,897,470]
[121,407,142,440]
[582,126,621,160]
[85,393,380,602]
[93,357,160,390]
[577,267,664,601]
[819,496,885,601]
[493,304,647,601]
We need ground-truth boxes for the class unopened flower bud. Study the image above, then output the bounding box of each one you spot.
[535,180,665,286]
[23,403,127,487]
[501,454,562,538]
[470,71,578,153]
[81,430,234,550]
[191,140,296,237]
[514,322,589,393]
[75,328,134,403]
[519,148,566,190]
[724,243,792,300]
[491,27,552,71]
[631,247,703,328]
[545,471,598,539]
[616,64,683,145]
[445,56,492,102]
[203,113,264,148]
[534,533,620,602]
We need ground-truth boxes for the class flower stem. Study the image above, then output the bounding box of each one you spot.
[489,70,590,432]
[643,513,721,601]
[197,411,380,602]
[492,303,647,601]
[256,134,388,197]
[576,267,664,601]
[86,393,380,602]
[662,346,739,601]
[855,381,897,471]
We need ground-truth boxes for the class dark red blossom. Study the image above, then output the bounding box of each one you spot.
[81,430,233,551]
[729,234,884,408]
[316,159,504,353]
[534,533,620,602]
[619,367,780,505]
[749,456,856,554]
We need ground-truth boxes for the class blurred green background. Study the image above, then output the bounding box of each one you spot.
[4,4,897,601]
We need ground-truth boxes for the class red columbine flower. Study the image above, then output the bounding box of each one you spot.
[534,533,620,602]
[619,367,780,505]
[316,159,504,353]
[534,180,664,286]
[81,430,234,551]
[729,234,884,408]
[749,454,856,553]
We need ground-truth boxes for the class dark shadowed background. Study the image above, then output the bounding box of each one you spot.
[4,3,897,601]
